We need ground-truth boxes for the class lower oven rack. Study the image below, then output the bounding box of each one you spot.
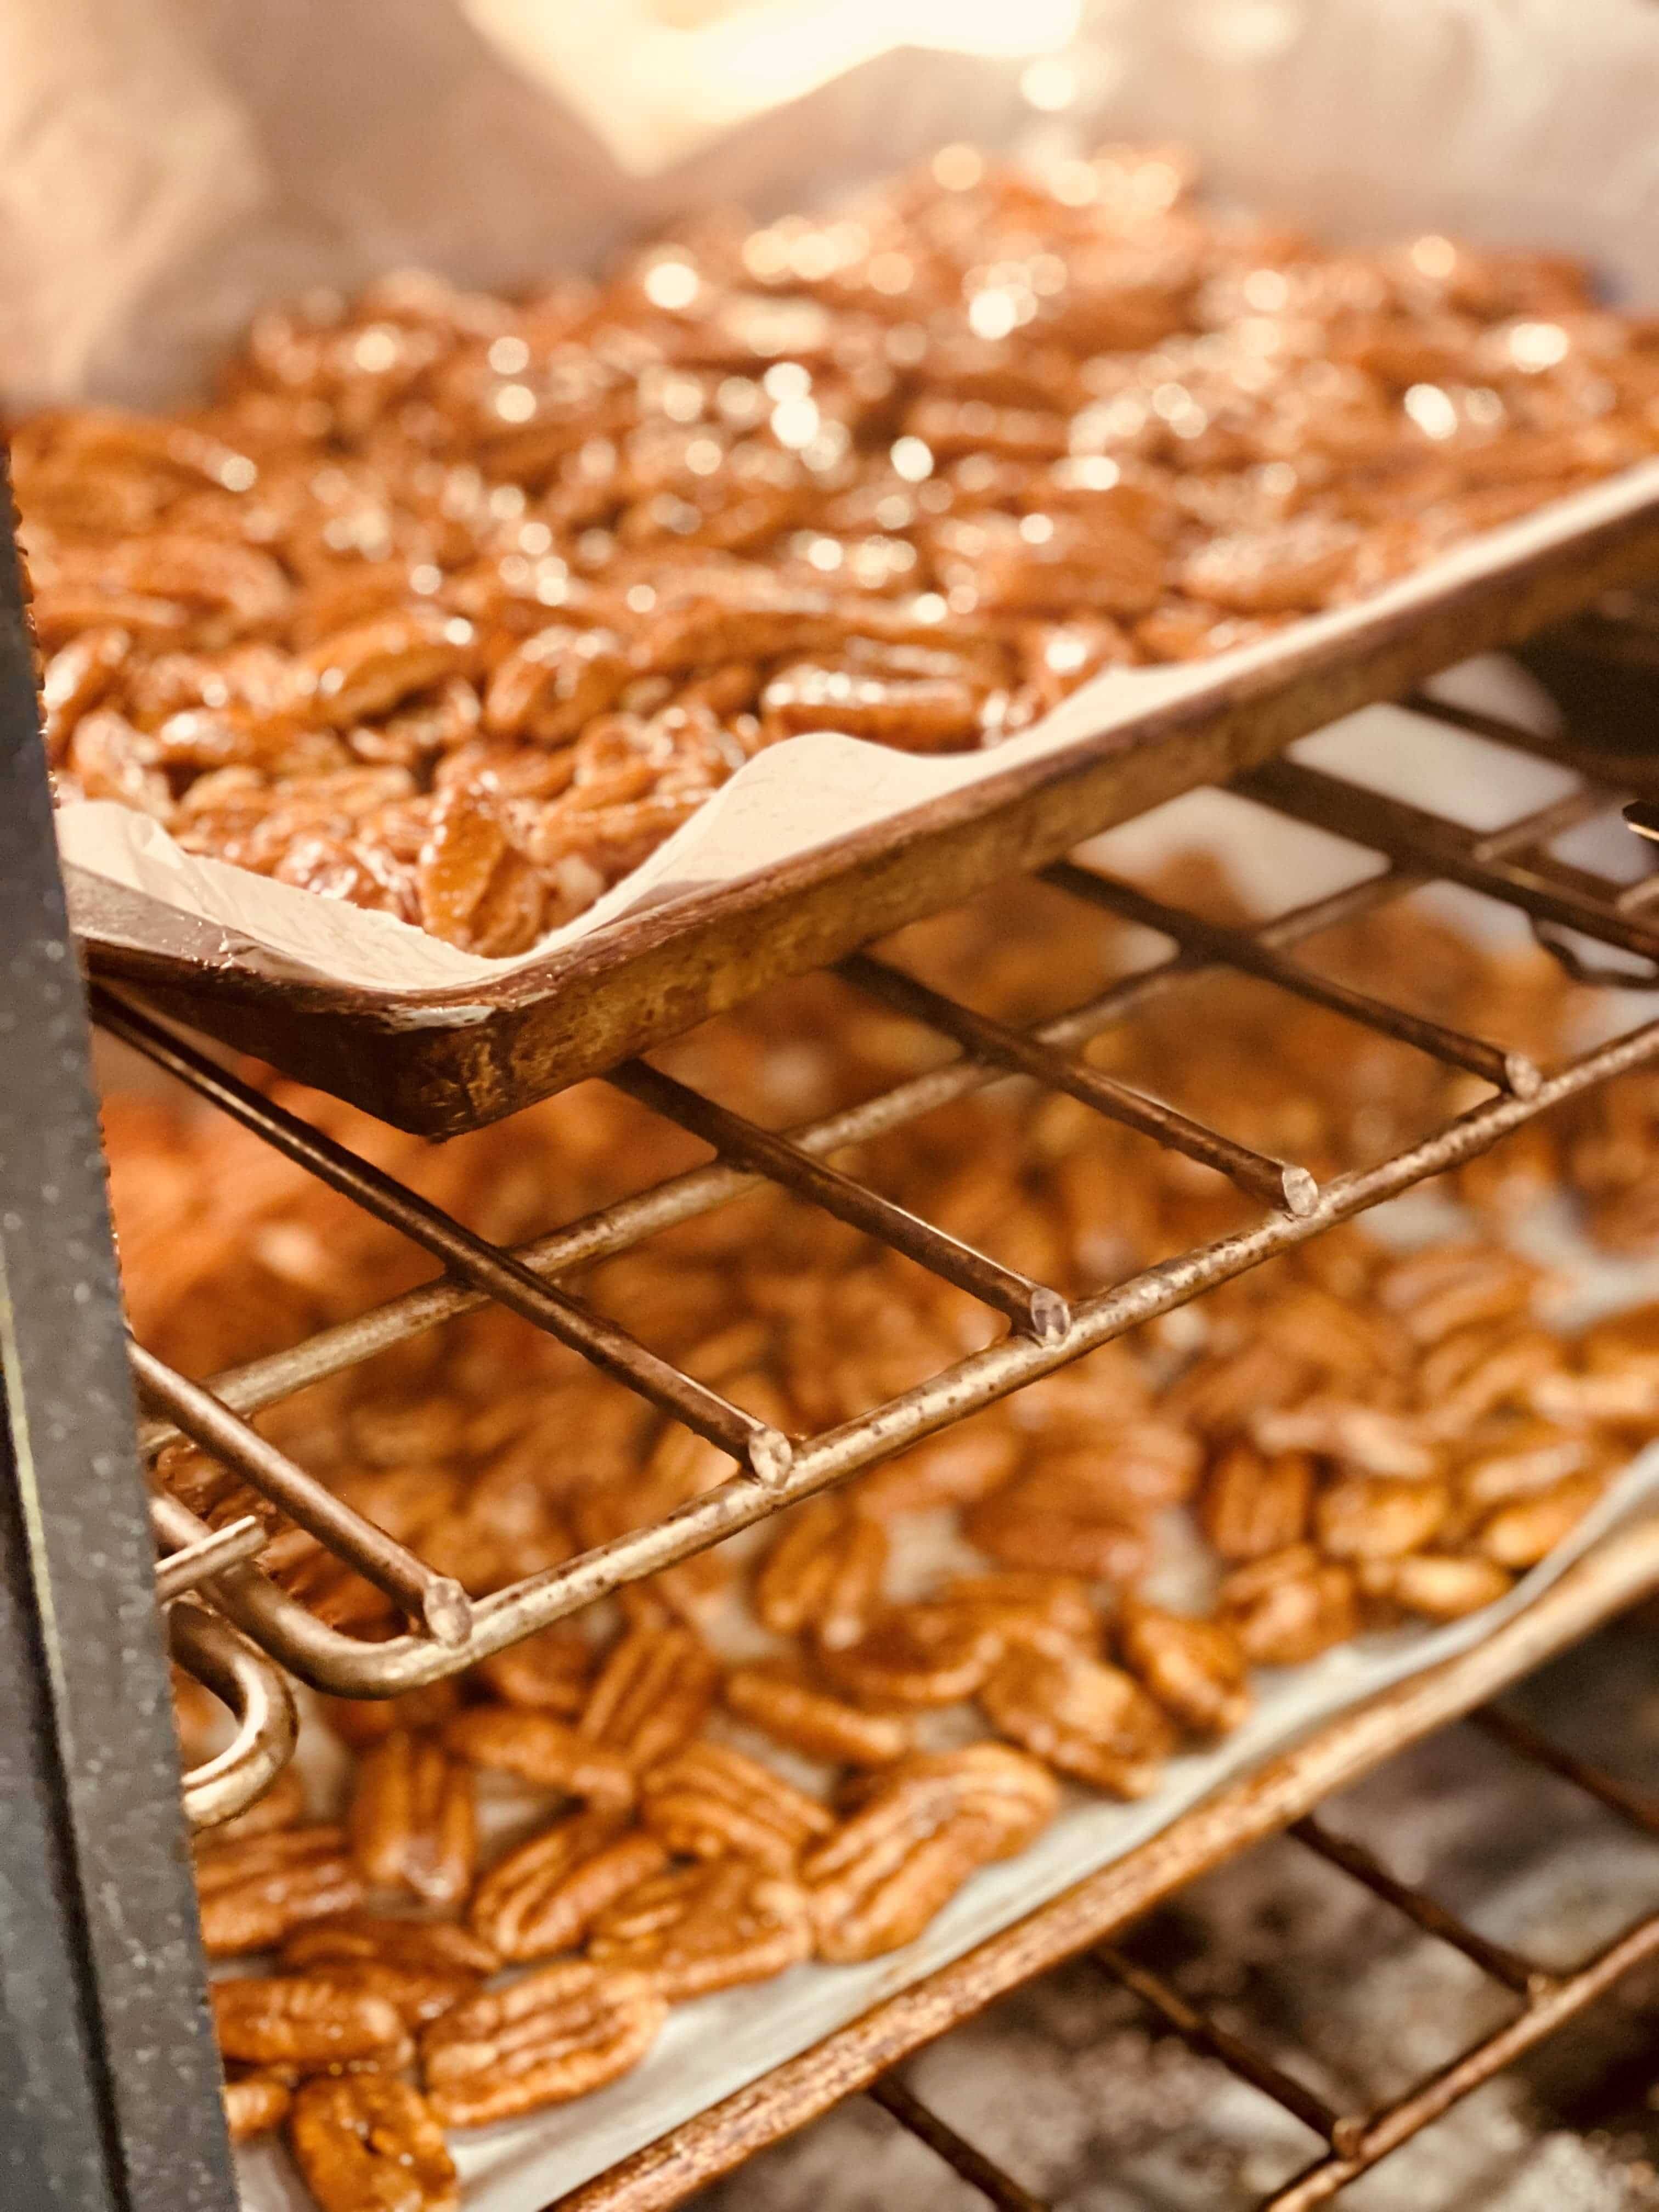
[9,436,1659,2205]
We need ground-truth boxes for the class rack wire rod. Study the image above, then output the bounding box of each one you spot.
[130,1341,472,1645]
[839,952,1321,1217]
[867,2076,1049,2212]
[1262,1911,1659,2210]
[1288,1816,1544,1996]
[1093,1945,1354,2151]
[91,987,793,1486]
[1469,1705,1659,1836]
[152,1513,268,1606]
[1045,863,1539,1097]
[610,1059,1069,1342]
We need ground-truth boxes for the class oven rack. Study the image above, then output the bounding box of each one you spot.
[110,680,1659,1705]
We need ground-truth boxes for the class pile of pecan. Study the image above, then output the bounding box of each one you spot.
[132,868,1659,2209]
[20,144,1659,952]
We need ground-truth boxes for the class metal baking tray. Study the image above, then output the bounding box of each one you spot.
[65,470,1659,1136]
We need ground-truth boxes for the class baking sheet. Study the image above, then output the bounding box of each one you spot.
[17,0,1659,996]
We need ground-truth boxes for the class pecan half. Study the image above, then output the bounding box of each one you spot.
[348,1731,476,1909]
[1475,1474,1604,1568]
[1377,1243,1541,1345]
[979,1643,1176,1796]
[721,1661,913,1767]
[639,1741,833,1872]
[470,1813,668,1963]
[578,1626,720,1768]
[420,1961,667,2126]
[1251,1398,1438,1480]
[1357,1552,1513,1619]
[1201,1442,1313,1561]
[472,1623,592,1716]
[443,1707,635,1809]
[223,2073,291,2146]
[962,1463,1149,1581]
[211,1976,412,2075]
[290,2076,458,2212]
[201,1764,307,1847]
[803,1745,1057,1963]
[1314,1474,1450,1560]
[588,1859,814,2000]
[283,1914,500,1979]
[754,1497,888,1650]
[194,1826,364,1959]
[1116,1600,1251,1736]
[817,1602,1002,1709]
[1218,1545,1359,1665]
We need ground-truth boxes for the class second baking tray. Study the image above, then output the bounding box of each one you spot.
[63,466,1659,1135]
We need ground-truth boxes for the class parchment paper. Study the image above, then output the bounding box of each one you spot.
[16,0,1659,994]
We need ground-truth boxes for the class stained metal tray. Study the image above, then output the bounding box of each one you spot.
[70,471,1659,1136]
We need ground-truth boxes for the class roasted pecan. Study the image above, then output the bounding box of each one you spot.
[347,1731,476,1909]
[579,1625,721,1769]
[1116,1600,1251,1736]
[194,1826,364,1959]
[1377,1243,1542,1345]
[721,1661,913,1767]
[1416,1324,1564,1436]
[853,1413,1024,1516]
[469,1813,668,1963]
[1218,1546,1360,1665]
[1201,1442,1314,1561]
[283,1915,500,1979]
[200,1762,307,1846]
[317,1680,461,1750]
[1457,1419,1611,1508]
[803,1746,1057,1963]
[223,2073,291,2146]
[962,1461,1150,1582]
[979,1643,1176,1796]
[211,1976,413,2076]
[1356,1553,1513,1619]
[933,1572,1100,1658]
[588,1858,814,2000]
[817,1601,1002,1709]
[1314,1474,1450,1560]
[754,1497,888,1650]
[301,1959,481,2033]
[639,1741,833,1872]
[420,1961,667,2126]
[1474,1473,1605,1568]
[443,1707,635,1810]
[472,1623,592,1716]
[1252,1399,1439,1479]
[289,2076,458,2212]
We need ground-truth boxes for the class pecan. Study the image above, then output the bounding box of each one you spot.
[578,1626,720,1768]
[1218,1546,1360,1665]
[817,1601,1002,1709]
[443,1707,635,1810]
[979,1643,1176,1796]
[1314,1474,1450,1560]
[223,2073,291,2146]
[1474,1473,1605,1568]
[420,1961,667,2126]
[754,1497,888,1650]
[194,1826,364,1959]
[1178,517,1357,614]
[472,1623,592,1716]
[1457,1419,1609,1508]
[1357,1553,1513,1619]
[1201,1442,1314,1561]
[1251,1398,1439,1479]
[470,1813,668,1962]
[803,1746,1057,1963]
[1116,1600,1251,1736]
[283,1916,500,1980]
[317,1680,461,1750]
[721,1661,913,1767]
[852,1412,1023,1516]
[933,1572,1100,1658]
[639,1741,834,1872]
[347,1731,476,1910]
[211,1976,412,2076]
[962,1463,1150,1582]
[1376,1243,1541,1345]
[588,1858,814,2000]
[290,2076,459,2212]
[301,1959,481,2033]
[1417,1324,1565,1436]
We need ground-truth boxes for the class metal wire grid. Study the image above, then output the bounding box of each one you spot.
[838,1690,1659,2212]
[125,682,1659,1699]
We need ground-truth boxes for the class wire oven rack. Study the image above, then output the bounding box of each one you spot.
[10,456,1659,2204]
